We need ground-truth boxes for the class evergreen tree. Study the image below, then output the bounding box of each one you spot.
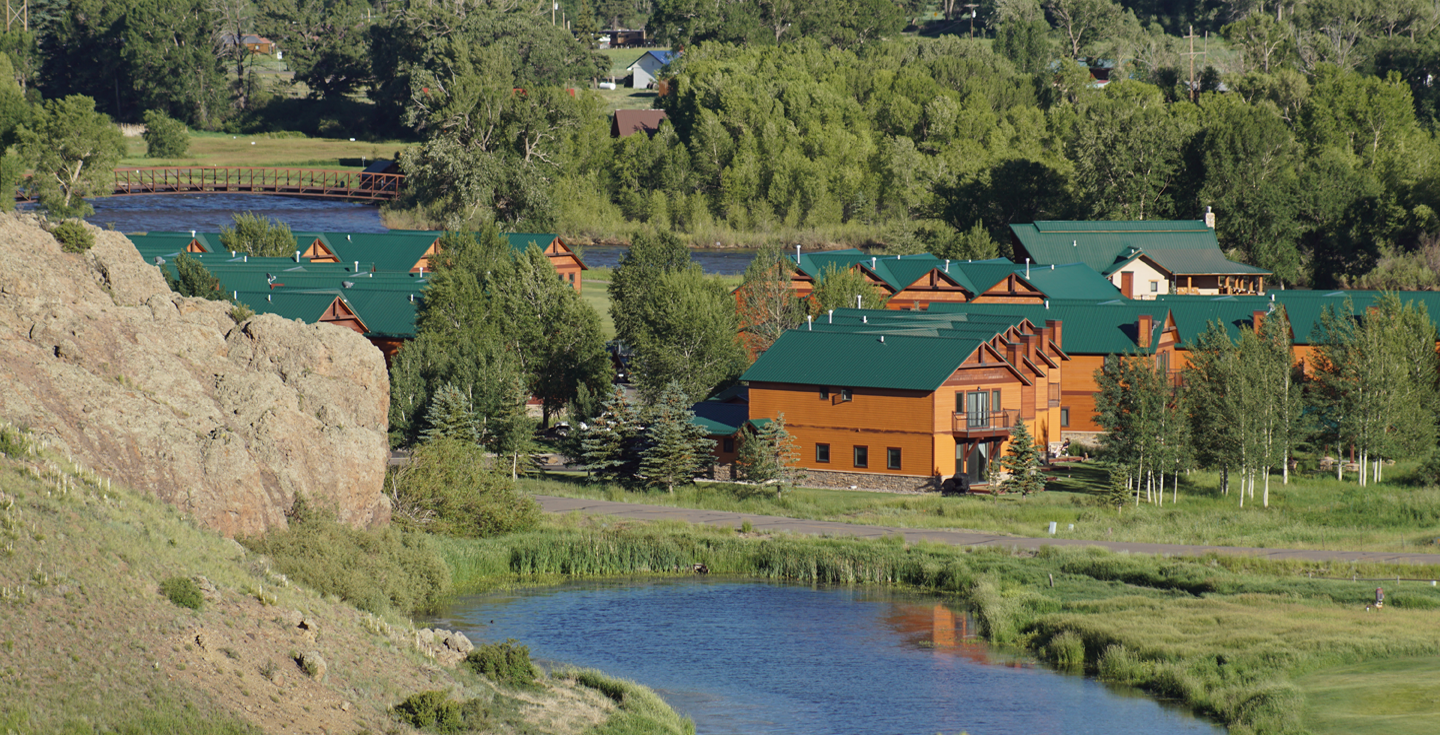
[165,252,226,300]
[579,388,644,485]
[1094,351,1174,505]
[638,382,715,493]
[736,413,804,488]
[1000,419,1044,496]
[420,383,479,444]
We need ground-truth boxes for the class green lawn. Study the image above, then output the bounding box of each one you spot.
[120,132,412,170]
[1298,657,1440,735]
[523,460,1440,553]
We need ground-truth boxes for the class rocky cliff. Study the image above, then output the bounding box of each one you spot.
[0,214,390,536]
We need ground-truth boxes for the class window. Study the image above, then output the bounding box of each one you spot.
[992,389,1002,410]
[1150,280,1158,293]
[1060,408,1070,427]
[722,437,735,453]
[816,443,830,463]
[853,445,868,468]
[964,390,989,427]
[819,388,829,400]
[887,447,901,470]
[840,388,853,402]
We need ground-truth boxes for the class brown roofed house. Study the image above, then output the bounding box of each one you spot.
[612,110,669,138]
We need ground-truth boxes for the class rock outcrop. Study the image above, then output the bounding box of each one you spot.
[0,214,390,536]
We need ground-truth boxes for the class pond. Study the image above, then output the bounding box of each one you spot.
[431,579,1223,735]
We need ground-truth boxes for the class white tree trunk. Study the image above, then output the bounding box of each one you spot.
[1263,468,1270,508]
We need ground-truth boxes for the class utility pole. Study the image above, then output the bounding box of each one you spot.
[1181,25,1203,102]
[963,4,979,37]
[5,0,27,32]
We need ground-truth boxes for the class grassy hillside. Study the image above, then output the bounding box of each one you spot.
[0,425,689,735]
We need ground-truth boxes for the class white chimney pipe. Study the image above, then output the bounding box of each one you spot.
[1026,258,1030,278]
[944,259,949,272]
[807,315,813,330]
[880,335,885,343]
[354,261,359,272]
[862,315,867,323]
[828,309,834,324]
[870,257,876,268]
[856,295,862,309]
[796,244,801,261]
[294,250,300,262]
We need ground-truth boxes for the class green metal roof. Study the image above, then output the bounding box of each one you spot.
[690,401,748,436]
[1011,220,1271,277]
[743,309,1035,391]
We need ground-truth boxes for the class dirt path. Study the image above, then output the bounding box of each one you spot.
[535,495,1440,568]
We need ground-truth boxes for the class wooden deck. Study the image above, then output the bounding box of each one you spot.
[19,167,405,203]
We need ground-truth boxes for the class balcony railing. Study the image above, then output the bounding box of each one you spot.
[1048,383,1060,407]
[952,409,1019,435]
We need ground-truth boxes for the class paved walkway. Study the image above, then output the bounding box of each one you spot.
[536,495,1440,569]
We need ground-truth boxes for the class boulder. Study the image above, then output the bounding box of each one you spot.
[0,214,390,537]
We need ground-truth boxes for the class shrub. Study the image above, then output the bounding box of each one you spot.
[142,109,189,158]
[160,576,204,610]
[465,639,537,687]
[389,438,540,538]
[391,690,463,733]
[1043,630,1086,670]
[50,220,94,253]
[239,498,451,615]
[0,424,29,457]
[229,303,254,323]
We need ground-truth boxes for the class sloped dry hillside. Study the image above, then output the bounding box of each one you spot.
[0,214,388,536]
[0,437,635,735]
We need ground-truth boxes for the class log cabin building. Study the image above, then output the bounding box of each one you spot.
[740,309,1067,490]
[1009,220,1271,298]
[786,250,1119,310]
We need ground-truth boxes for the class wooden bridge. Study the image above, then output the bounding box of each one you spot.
[105,167,404,202]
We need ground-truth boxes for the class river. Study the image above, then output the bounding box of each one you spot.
[431,579,1223,735]
[77,194,766,274]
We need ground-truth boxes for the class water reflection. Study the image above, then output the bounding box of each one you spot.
[433,579,1221,735]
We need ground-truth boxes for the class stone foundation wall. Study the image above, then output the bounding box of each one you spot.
[707,462,737,482]
[799,468,939,494]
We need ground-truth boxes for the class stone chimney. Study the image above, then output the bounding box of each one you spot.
[1204,206,1216,229]
[1138,314,1153,348]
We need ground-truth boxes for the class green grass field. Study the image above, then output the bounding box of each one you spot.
[120,132,412,170]
[1297,657,1440,735]
[524,460,1440,553]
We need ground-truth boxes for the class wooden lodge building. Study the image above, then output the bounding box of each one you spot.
[1009,219,1271,299]
[786,250,1120,310]
[127,230,589,362]
[737,309,1068,490]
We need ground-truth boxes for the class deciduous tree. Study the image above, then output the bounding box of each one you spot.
[18,95,125,218]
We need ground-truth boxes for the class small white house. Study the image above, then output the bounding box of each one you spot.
[627,50,676,89]
[1104,249,1173,300]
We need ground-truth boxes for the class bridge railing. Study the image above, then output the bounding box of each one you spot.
[111,167,404,201]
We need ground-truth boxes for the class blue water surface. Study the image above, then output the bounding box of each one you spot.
[431,579,1224,735]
